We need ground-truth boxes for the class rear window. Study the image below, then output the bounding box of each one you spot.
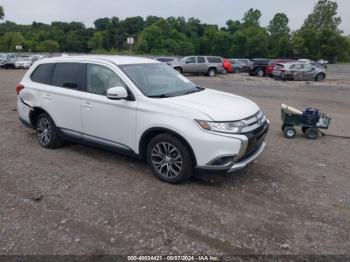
[50,63,82,89]
[207,57,222,63]
[197,57,206,63]
[30,63,53,84]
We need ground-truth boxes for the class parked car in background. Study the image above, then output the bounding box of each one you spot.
[249,59,271,77]
[0,53,7,64]
[29,54,45,63]
[265,59,295,77]
[230,59,251,73]
[298,59,312,63]
[235,59,253,66]
[223,59,234,73]
[155,57,182,73]
[309,61,327,69]
[177,56,224,77]
[0,53,19,69]
[317,59,328,65]
[272,62,326,82]
[15,57,33,69]
[17,55,269,184]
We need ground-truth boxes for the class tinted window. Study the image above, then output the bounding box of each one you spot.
[207,57,222,63]
[163,58,174,63]
[51,63,81,89]
[294,64,304,70]
[30,63,53,84]
[197,57,205,63]
[185,57,196,63]
[86,64,126,95]
[304,64,314,70]
[254,60,269,65]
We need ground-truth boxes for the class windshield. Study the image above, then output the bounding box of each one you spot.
[120,63,202,98]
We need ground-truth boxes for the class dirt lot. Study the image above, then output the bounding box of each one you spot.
[0,65,350,256]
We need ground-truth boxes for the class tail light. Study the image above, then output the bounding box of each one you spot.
[16,84,24,95]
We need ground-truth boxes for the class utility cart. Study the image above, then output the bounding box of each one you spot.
[281,104,331,139]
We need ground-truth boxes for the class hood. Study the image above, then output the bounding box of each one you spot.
[167,89,260,121]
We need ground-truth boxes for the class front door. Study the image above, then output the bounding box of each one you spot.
[182,56,197,73]
[80,63,138,152]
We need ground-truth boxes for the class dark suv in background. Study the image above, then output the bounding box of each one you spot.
[249,59,271,77]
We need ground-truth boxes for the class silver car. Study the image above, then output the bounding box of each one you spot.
[176,56,224,77]
[272,62,326,82]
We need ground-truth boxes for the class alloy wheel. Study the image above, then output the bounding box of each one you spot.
[151,142,183,178]
[37,118,52,146]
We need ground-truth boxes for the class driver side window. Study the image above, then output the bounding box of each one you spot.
[86,64,126,95]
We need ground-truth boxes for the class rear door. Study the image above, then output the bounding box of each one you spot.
[45,63,84,136]
[290,64,304,80]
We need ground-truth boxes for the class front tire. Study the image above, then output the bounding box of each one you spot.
[146,134,193,184]
[35,113,64,148]
[174,67,183,74]
[283,126,297,139]
[315,73,325,82]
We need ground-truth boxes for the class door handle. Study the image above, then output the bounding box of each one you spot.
[82,102,93,109]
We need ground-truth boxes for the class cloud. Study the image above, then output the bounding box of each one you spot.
[0,0,349,34]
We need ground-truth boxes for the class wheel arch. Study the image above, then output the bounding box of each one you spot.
[139,127,197,165]
[29,107,54,127]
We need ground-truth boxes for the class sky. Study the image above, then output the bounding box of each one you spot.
[0,0,349,34]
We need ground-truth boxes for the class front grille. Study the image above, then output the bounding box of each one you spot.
[239,120,269,162]
[241,111,267,134]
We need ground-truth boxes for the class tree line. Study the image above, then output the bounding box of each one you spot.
[0,0,349,62]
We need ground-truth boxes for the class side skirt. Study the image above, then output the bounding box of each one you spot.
[59,128,141,160]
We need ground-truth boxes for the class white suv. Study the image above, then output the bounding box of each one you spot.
[17,56,269,184]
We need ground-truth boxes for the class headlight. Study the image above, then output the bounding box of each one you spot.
[195,120,246,134]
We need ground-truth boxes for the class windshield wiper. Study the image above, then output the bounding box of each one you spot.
[184,86,205,95]
[148,94,171,98]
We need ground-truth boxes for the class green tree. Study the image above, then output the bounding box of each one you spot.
[303,0,341,32]
[88,31,105,50]
[231,26,269,58]
[37,40,60,52]
[0,32,25,51]
[293,0,345,61]
[0,6,4,20]
[242,9,262,27]
[267,13,291,57]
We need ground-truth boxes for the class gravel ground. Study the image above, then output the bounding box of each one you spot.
[0,65,350,256]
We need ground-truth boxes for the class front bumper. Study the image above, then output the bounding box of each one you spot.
[228,142,266,172]
[196,120,269,174]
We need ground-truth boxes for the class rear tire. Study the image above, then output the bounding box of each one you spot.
[305,128,319,140]
[284,126,297,139]
[35,113,64,149]
[207,68,216,77]
[257,70,264,77]
[146,134,193,184]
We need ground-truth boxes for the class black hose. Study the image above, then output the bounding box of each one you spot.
[320,131,350,139]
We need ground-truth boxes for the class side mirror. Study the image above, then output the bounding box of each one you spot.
[107,86,128,100]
